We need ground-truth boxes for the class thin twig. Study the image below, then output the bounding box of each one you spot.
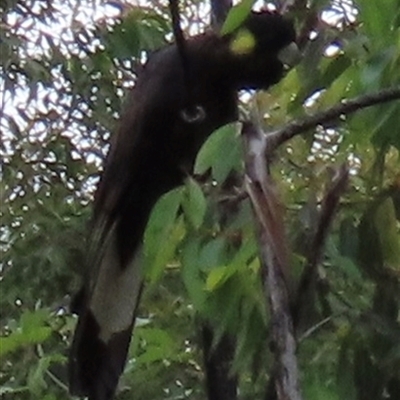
[268,86,400,151]
[298,316,332,342]
[46,370,69,393]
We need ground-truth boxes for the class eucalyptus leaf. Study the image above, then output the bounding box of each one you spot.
[220,0,255,35]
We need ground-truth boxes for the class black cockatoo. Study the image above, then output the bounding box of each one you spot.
[69,11,297,400]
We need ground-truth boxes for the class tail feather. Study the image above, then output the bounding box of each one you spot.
[69,228,143,400]
[69,310,134,400]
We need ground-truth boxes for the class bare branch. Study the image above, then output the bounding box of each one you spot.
[243,122,302,400]
[298,316,332,342]
[46,370,69,393]
[268,86,400,151]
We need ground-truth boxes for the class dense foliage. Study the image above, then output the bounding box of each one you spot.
[1,1,399,399]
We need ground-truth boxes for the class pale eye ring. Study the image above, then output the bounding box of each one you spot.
[180,105,206,123]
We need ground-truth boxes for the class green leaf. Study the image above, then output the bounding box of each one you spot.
[371,103,400,150]
[42,395,57,400]
[353,344,384,399]
[0,310,52,358]
[221,0,255,36]
[304,373,339,400]
[360,0,400,46]
[144,188,185,282]
[198,237,227,272]
[185,231,256,294]
[374,197,400,268]
[206,265,232,291]
[182,178,207,229]
[339,218,359,260]
[336,335,357,400]
[0,336,21,358]
[321,55,352,87]
[194,123,242,183]
[146,216,185,282]
[27,357,50,396]
[135,328,176,365]
[105,9,168,59]
[0,386,29,395]
[181,239,207,312]
[357,208,383,277]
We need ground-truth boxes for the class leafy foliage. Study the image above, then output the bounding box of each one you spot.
[1,0,400,399]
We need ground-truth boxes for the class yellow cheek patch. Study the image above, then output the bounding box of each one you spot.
[229,28,256,55]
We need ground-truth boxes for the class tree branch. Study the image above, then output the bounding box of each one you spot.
[268,86,400,151]
[243,122,302,400]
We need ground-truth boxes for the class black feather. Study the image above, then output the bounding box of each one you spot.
[69,11,295,400]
